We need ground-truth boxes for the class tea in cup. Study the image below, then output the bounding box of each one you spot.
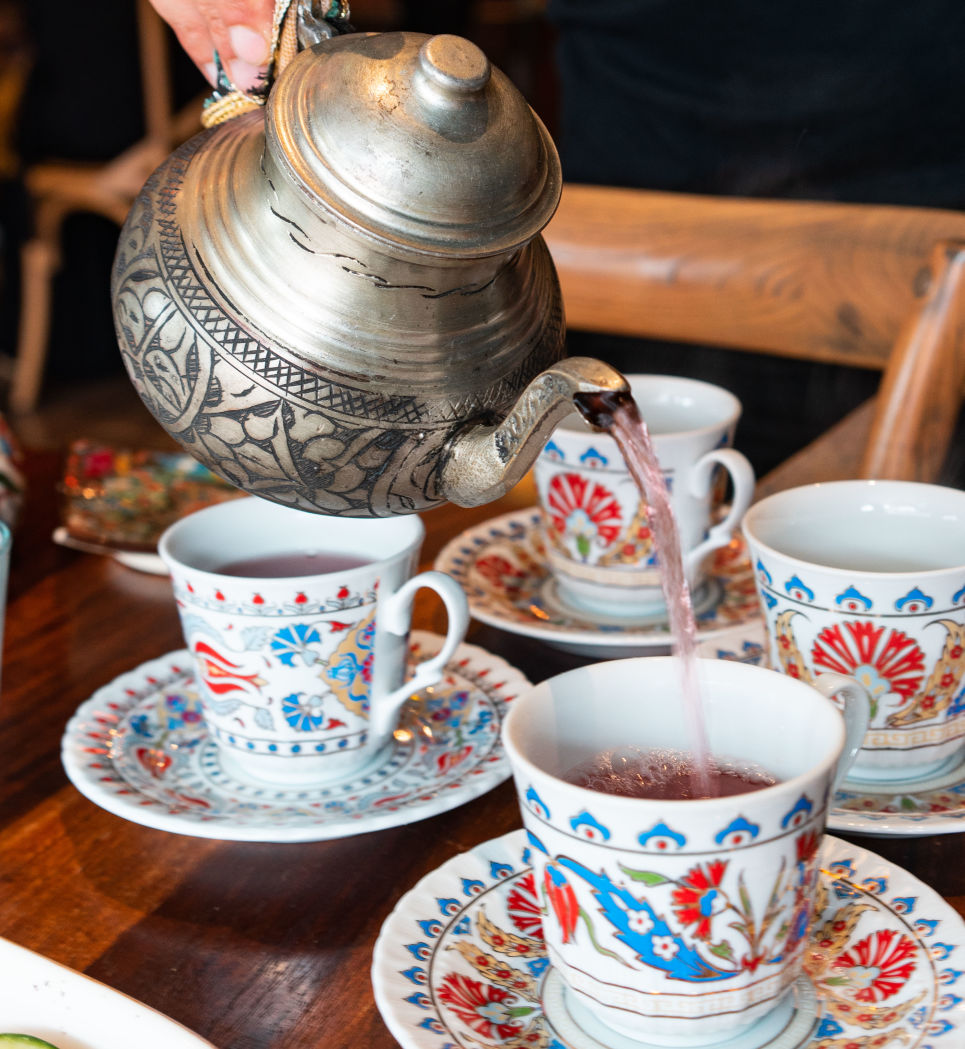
[159,497,469,785]
[501,655,866,1045]
[743,479,965,783]
[534,374,754,618]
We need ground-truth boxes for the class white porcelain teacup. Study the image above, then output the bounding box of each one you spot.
[159,497,469,786]
[501,655,866,1047]
[534,374,754,618]
[743,480,965,783]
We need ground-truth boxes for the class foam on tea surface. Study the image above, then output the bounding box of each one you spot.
[565,746,778,800]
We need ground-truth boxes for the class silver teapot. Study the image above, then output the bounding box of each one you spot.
[111,30,627,516]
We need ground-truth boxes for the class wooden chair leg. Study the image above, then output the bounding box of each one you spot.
[9,233,60,414]
[861,240,965,482]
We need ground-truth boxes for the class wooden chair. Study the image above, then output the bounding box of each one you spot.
[8,0,203,414]
[543,185,965,493]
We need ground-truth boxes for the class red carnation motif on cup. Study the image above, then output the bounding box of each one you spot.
[546,472,622,559]
[670,859,728,941]
[811,621,925,701]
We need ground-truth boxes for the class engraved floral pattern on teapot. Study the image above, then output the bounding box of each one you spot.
[112,33,627,517]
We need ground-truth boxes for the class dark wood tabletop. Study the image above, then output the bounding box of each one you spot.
[1,447,963,1049]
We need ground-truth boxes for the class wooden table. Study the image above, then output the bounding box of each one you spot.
[0,449,963,1049]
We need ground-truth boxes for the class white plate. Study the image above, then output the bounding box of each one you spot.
[61,632,529,843]
[52,527,168,575]
[0,935,215,1048]
[706,628,965,837]
[434,508,762,658]
[373,828,965,1049]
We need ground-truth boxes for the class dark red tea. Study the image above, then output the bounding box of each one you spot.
[564,747,778,800]
[217,552,372,578]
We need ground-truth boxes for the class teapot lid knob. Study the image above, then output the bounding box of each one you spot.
[417,34,490,95]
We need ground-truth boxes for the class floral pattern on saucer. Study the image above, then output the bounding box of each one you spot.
[708,626,965,838]
[372,829,965,1049]
[61,632,530,842]
[434,508,760,656]
[831,776,965,837]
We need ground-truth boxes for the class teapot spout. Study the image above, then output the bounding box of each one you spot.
[440,357,630,507]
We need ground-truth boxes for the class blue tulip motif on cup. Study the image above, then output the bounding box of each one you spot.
[637,821,687,851]
[570,810,611,842]
[784,576,815,603]
[835,586,873,613]
[579,447,609,469]
[895,588,934,614]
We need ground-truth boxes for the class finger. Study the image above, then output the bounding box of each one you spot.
[147,0,218,83]
[198,0,275,92]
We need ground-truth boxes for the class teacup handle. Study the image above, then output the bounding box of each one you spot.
[811,671,871,789]
[372,569,470,735]
[685,448,756,571]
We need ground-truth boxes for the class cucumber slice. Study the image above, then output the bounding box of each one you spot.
[0,1037,62,1048]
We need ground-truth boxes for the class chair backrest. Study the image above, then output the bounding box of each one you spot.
[543,184,965,485]
[135,0,176,151]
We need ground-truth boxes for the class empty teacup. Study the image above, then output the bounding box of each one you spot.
[743,480,965,783]
[534,374,754,618]
[159,497,469,786]
[502,656,866,1046]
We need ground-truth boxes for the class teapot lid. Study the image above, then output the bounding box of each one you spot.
[265,31,561,256]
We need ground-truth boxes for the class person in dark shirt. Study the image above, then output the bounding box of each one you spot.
[547,0,965,478]
[550,0,965,206]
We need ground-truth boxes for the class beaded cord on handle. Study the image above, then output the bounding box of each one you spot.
[201,0,351,127]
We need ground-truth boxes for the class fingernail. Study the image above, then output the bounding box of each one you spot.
[202,61,218,86]
[229,58,267,92]
[229,24,270,64]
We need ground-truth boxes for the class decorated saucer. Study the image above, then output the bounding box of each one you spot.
[706,627,965,837]
[372,828,965,1049]
[52,526,168,574]
[61,632,530,843]
[434,509,761,658]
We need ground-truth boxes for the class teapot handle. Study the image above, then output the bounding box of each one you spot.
[294,0,353,50]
